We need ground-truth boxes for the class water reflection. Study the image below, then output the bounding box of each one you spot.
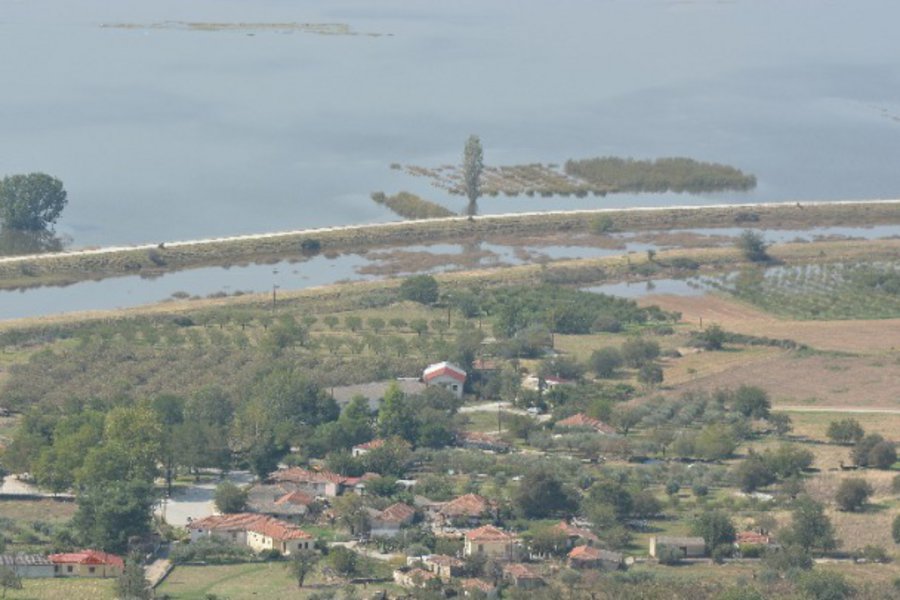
[0,229,67,257]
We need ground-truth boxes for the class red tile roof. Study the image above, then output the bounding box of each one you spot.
[736,531,771,545]
[49,550,124,570]
[556,413,617,434]
[274,491,315,507]
[353,439,385,452]
[568,545,602,560]
[425,554,464,568]
[502,563,540,580]
[377,503,416,524]
[188,513,311,542]
[269,467,347,485]
[460,578,495,592]
[440,494,493,518]
[465,524,515,542]
[554,521,600,544]
[423,361,467,383]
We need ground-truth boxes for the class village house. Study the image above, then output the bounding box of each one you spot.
[187,513,313,556]
[421,554,465,581]
[457,431,511,453]
[0,554,54,578]
[502,563,543,589]
[352,438,385,457]
[393,566,439,589]
[437,493,495,527]
[554,520,600,548]
[48,550,124,578]
[247,484,316,520]
[267,467,353,497]
[567,545,624,570]
[459,578,498,598]
[648,536,706,559]
[734,530,778,555]
[522,374,573,392]
[369,502,416,538]
[555,413,617,434]
[423,361,466,399]
[464,525,518,560]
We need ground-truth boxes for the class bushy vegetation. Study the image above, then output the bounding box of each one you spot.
[370,191,454,220]
[564,156,756,193]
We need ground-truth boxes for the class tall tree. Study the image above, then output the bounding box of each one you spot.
[0,172,67,231]
[115,552,152,600]
[74,480,155,554]
[780,496,836,553]
[463,135,483,220]
[286,549,320,588]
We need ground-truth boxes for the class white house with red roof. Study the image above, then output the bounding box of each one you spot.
[48,550,124,578]
[187,513,313,555]
[370,502,417,537]
[463,525,518,560]
[352,438,385,457]
[422,361,466,399]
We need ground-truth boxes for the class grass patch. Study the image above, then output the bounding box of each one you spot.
[5,577,116,600]
[371,191,455,220]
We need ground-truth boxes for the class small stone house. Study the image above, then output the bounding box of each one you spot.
[437,493,495,527]
[423,361,467,399]
[369,502,416,538]
[422,554,465,581]
[459,578,498,598]
[502,563,543,589]
[393,567,439,589]
[648,536,706,559]
[48,550,124,578]
[464,525,518,560]
[567,545,623,570]
[352,438,385,457]
[0,554,54,578]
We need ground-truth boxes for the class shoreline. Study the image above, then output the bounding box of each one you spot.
[1,199,899,291]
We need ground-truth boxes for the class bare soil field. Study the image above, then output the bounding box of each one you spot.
[642,293,900,353]
[669,352,900,409]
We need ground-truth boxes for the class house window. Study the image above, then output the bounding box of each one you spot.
[54,566,59,573]
[67,566,73,573]
[89,567,95,574]
[478,544,484,553]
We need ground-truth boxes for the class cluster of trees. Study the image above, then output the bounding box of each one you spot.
[735,444,814,492]
[826,418,897,468]
[564,156,756,194]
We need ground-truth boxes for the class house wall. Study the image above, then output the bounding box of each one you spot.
[9,564,54,578]
[464,538,512,560]
[427,375,464,399]
[191,527,248,546]
[53,563,122,578]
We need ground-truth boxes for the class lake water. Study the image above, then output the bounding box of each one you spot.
[3,0,900,250]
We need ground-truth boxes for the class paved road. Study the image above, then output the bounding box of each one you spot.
[155,471,254,527]
[2,199,899,265]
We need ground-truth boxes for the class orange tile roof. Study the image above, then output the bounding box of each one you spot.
[555,521,599,543]
[440,494,493,518]
[568,545,602,559]
[425,554,464,567]
[188,513,267,531]
[269,467,347,485]
[556,413,617,434]
[49,550,124,569]
[423,361,467,383]
[465,524,514,542]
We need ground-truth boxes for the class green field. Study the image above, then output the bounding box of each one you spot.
[5,577,116,600]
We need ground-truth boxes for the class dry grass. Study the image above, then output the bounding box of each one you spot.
[642,293,900,353]
[787,411,900,440]
[5,577,115,599]
[0,498,77,523]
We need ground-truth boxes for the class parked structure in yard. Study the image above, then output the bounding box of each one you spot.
[555,413,617,434]
[48,550,124,578]
[648,536,706,559]
[0,554,54,578]
[369,502,416,537]
[567,545,623,570]
[187,513,313,555]
[423,361,466,399]
[463,525,518,560]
